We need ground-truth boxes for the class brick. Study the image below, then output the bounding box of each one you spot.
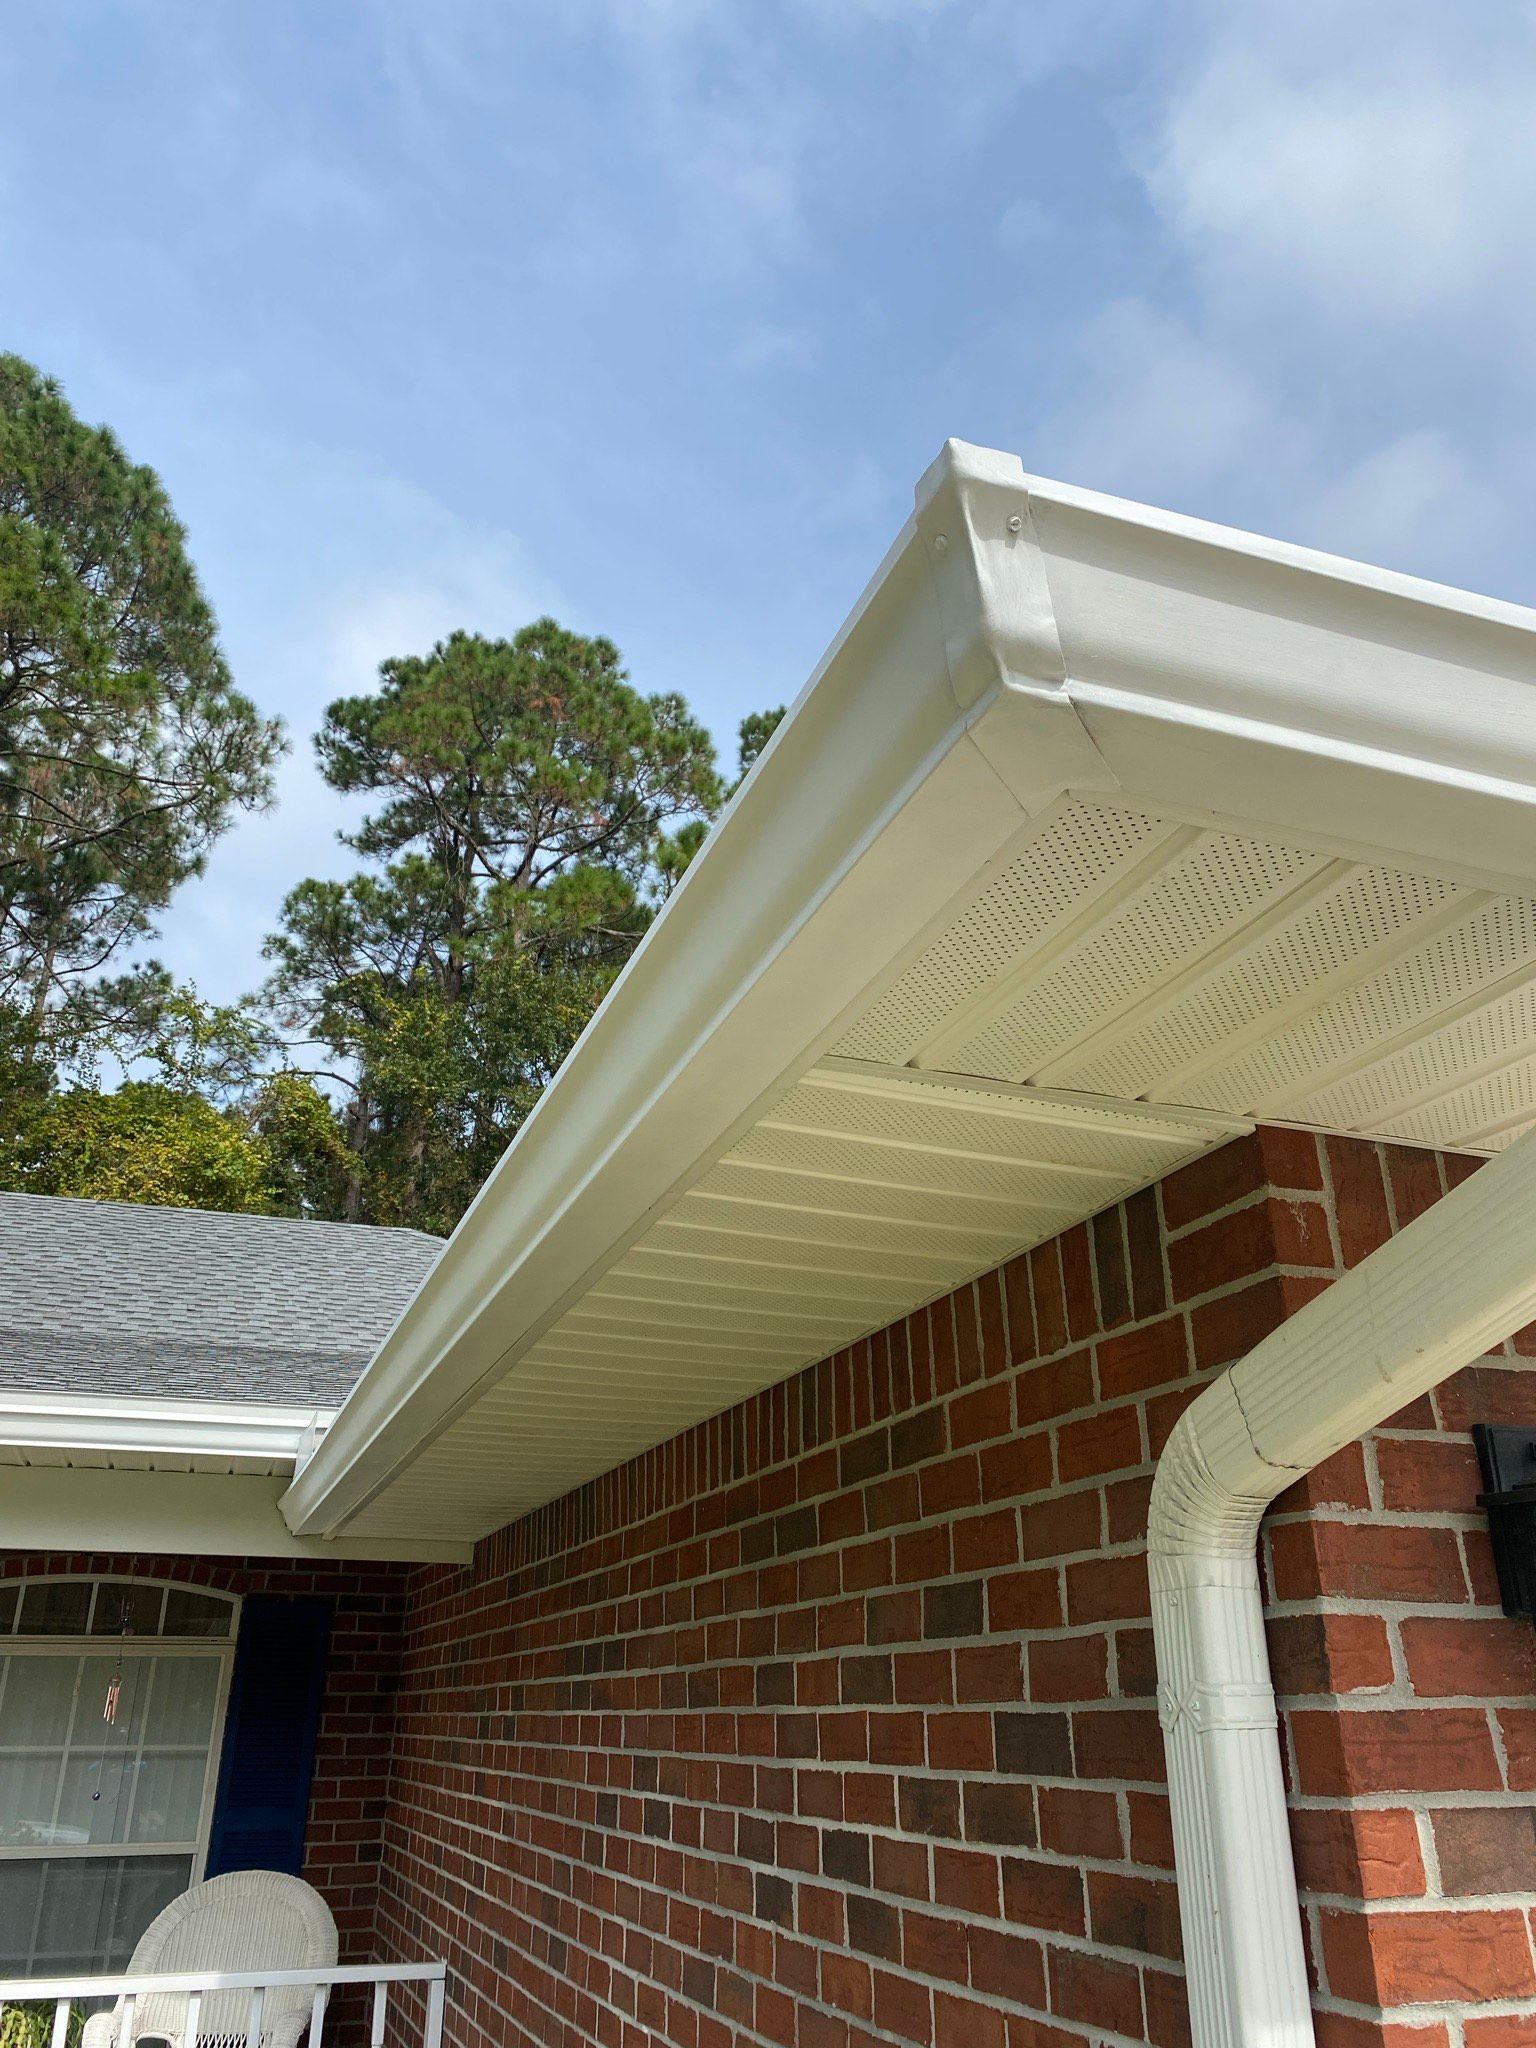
[821,1952,874,2020]
[1322,1906,1536,2003]
[1019,1488,1101,1562]
[1258,1123,1325,1190]
[1402,1615,1536,1698]
[1434,1807,1536,1895]
[1096,1317,1188,1400]
[1000,1253,1035,1367]
[1161,1132,1266,1230]
[1003,1859,1089,1933]
[933,1845,1000,1916]
[1048,1945,1142,2037]
[922,1579,984,1640]
[1088,1869,1183,1959]
[1271,1194,1334,1268]
[1071,1707,1165,1784]
[1315,2021,1449,2048]
[1030,1242,1067,1354]
[890,1406,946,1470]
[1125,1185,1167,1319]
[953,1642,1024,1704]
[1143,1967,1193,2048]
[902,1908,969,1985]
[1038,1785,1122,1860]
[968,1925,1048,2006]
[978,1431,1053,1503]
[1106,1471,1154,1545]
[1326,1136,1393,1266]
[1440,1361,1536,1433]
[847,1893,902,1963]
[1267,1610,1394,1695]
[949,1382,1011,1449]
[1189,1274,1294,1371]
[1065,1551,1149,1625]
[1383,1143,1444,1226]
[927,1710,994,1772]
[1129,1790,1176,1870]
[977,1269,1007,1377]
[1169,1199,1279,1300]
[841,1428,891,1487]
[1091,1207,1130,1330]
[873,1972,933,2046]
[1289,1807,1426,1900]
[1014,1348,1094,1427]
[950,1515,1024,1572]
[934,1993,1005,2048]
[1291,1707,1503,1796]
[1468,2022,1536,2048]
[898,1776,962,1838]
[1114,1625,1157,1698]
[962,1781,1037,1847]
[994,1710,1073,1778]
[1061,1223,1097,1342]
[1057,1402,1142,1483]
[1268,1519,1468,1605]
[1029,1632,1108,1703]
[1376,1434,1481,1513]
[989,1567,1061,1633]
[1271,1439,1371,1513]
[953,1285,983,1385]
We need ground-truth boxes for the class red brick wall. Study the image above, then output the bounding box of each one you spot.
[0,1551,407,1952]
[371,1129,1536,2048]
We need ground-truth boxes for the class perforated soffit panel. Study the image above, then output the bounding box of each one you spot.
[351,793,1536,1538]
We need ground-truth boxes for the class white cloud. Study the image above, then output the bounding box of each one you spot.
[1145,7,1536,325]
[1028,4,1536,599]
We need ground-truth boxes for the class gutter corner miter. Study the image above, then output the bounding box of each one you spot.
[1150,1123,1536,2048]
[913,438,1119,815]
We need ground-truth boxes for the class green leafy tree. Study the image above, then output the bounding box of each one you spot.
[0,1081,281,1213]
[0,355,283,1075]
[265,622,723,1229]
[735,704,785,783]
[0,980,349,1219]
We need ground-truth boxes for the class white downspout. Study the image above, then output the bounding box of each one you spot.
[1150,1125,1536,2048]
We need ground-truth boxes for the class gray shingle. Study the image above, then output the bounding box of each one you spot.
[0,1192,442,1407]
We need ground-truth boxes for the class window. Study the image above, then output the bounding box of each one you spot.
[0,1577,238,1973]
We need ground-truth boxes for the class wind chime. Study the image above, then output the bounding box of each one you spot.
[92,1595,134,1808]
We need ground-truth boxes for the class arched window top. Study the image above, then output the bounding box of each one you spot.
[0,1574,236,1640]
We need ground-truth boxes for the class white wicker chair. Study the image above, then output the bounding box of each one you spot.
[80,1872,338,2048]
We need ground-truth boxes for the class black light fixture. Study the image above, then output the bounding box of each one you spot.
[1474,1423,1536,1625]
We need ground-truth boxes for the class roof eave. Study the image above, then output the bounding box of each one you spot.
[282,439,1536,1544]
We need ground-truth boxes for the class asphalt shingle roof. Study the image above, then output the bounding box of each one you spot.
[0,1192,443,1407]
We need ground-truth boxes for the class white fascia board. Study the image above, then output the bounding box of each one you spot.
[1021,470,1536,893]
[283,439,1536,1542]
[0,1389,336,1465]
[0,1465,472,1563]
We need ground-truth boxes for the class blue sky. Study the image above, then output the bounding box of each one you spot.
[7,1,1536,1004]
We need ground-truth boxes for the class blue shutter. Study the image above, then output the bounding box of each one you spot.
[205,1597,331,1878]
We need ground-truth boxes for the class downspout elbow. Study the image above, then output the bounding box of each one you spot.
[1148,1376,1315,2048]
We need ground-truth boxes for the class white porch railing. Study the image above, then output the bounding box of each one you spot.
[0,1962,446,2048]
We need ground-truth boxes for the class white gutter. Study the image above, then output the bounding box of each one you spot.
[1150,1123,1536,2048]
[0,1389,335,1466]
